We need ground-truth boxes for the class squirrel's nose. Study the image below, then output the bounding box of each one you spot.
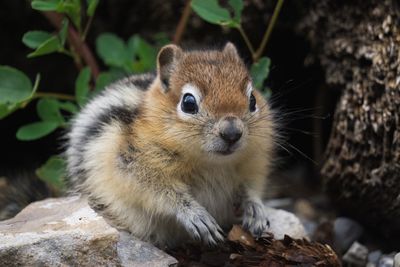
[219,123,242,145]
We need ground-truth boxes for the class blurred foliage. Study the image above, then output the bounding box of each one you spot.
[0,0,274,191]
[36,156,66,190]
[191,0,243,28]
[250,58,271,98]
[191,0,272,96]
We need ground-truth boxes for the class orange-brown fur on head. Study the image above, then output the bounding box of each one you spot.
[136,43,274,164]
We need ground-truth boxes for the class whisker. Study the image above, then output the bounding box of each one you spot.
[281,140,317,165]
[282,127,319,137]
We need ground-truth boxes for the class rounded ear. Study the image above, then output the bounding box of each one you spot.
[157,44,183,92]
[222,42,239,59]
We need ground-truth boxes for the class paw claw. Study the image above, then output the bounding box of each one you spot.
[242,201,269,237]
[177,207,224,246]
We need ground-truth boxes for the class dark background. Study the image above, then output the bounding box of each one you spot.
[0,0,338,191]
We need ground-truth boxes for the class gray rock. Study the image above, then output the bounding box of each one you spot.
[342,241,368,266]
[368,250,383,265]
[334,217,363,253]
[0,196,177,267]
[379,254,395,267]
[0,196,307,266]
[394,253,400,267]
[118,231,177,267]
[300,218,317,237]
[264,206,308,240]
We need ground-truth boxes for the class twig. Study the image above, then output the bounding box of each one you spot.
[173,0,192,44]
[41,11,100,79]
[69,46,84,71]
[237,26,255,55]
[253,0,284,61]
[34,92,76,101]
[82,15,94,41]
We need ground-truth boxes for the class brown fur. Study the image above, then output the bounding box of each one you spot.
[67,43,275,247]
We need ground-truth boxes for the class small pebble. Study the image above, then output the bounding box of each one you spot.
[368,250,383,265]
[301,219,317,237]
[342,242,368,266]
[334,217,363,252]
[313,221,334,246]
[379,254,394,267]
[394,253,400,267]
[294,199,316,220]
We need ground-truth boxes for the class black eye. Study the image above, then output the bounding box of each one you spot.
[181,93,198,114]
[249,93,256,112]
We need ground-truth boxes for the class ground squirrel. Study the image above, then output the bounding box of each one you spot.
[66,43,276,247]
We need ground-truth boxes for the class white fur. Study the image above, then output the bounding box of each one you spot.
[245,82,253,97]
[246,82,259,113]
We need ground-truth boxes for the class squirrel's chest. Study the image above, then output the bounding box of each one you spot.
[189,166,242,224]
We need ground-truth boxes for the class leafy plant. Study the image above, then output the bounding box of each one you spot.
[0,0,282,191]
[0,66,39,119]
[23,18,69,58]
[0,0,164,191]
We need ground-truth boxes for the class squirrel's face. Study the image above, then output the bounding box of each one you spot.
[149,43,273,161]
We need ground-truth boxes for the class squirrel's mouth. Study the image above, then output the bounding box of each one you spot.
[214,149,235,155]
[212,142,241,156]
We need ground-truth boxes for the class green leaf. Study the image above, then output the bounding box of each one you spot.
[36,156,66,190]
[153,32,170,47]
[57,1,81,30]
[228,0,243,24]
[95,69,125,92]
[0,103,18,120]
[37,98,64,123]
[28,36,61,58]
[0,71,39,120]
[87,0,99,16]
[96,33,130,69]
[95,72,113,91]
[75,67,91,106]
[59,18,69,46]
[58,101,79,114]
[0,66,33,104]
[128,35,157,73]
[31,0,61,11]
[250,57,271,89]
[22,31,53,49]
[16,121,59,141]
[191,0,233,26]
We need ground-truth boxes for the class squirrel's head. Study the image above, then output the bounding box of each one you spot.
[145,43,274,162]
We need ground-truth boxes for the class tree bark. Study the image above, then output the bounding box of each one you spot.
[302,0,400,238]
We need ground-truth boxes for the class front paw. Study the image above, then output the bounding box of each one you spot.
[242,201,269,237]
[176,207,225,246]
